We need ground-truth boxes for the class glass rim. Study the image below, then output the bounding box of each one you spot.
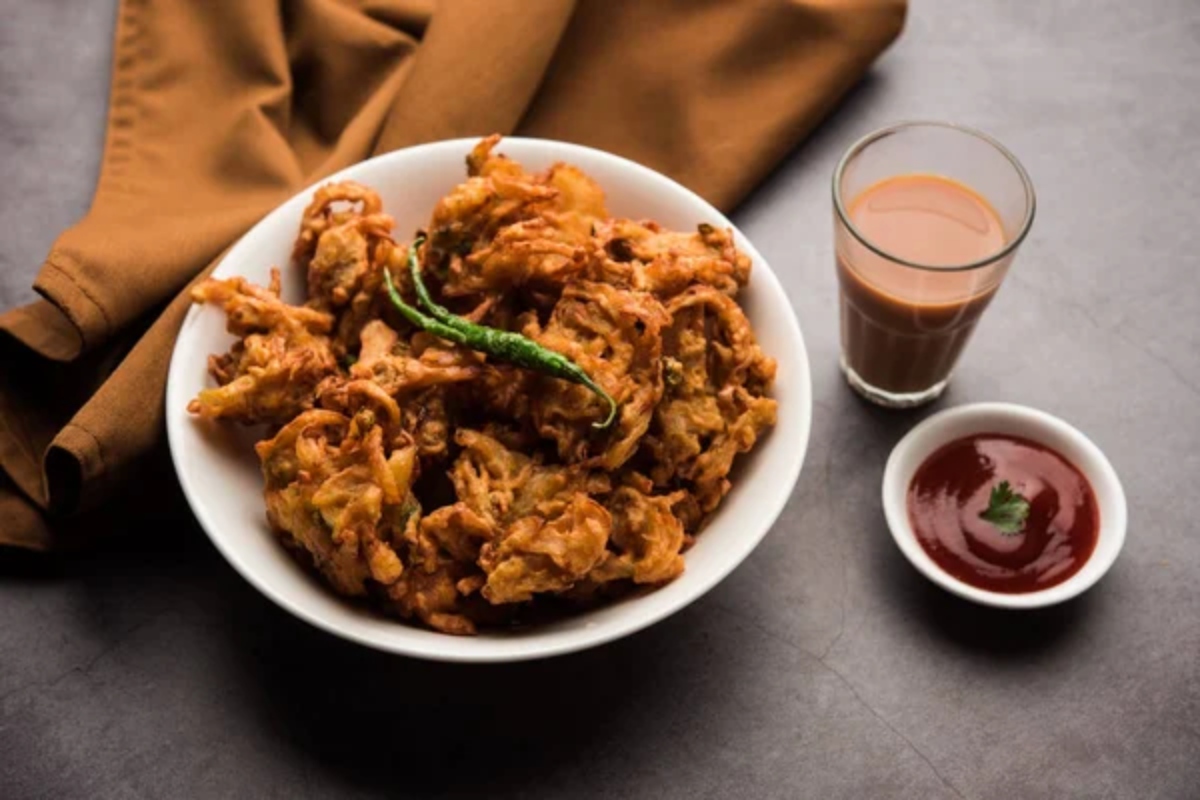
[832,120,1037,273]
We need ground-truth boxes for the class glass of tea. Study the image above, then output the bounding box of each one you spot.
[833,122,1035,407]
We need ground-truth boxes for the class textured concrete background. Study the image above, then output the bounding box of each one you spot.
[2,2,1199,798]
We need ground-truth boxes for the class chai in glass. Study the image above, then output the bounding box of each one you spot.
[833,123,1035,407]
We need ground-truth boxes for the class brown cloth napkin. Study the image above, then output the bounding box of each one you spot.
[0,0,905,550]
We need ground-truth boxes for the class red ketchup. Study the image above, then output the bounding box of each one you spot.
[907,434,1099,593]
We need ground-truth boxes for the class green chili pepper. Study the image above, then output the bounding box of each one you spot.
[382,236,619,430]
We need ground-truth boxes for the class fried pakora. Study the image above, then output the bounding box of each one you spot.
[188,271,339,424]
[188,136,777,634]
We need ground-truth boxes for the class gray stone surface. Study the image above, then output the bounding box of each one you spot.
[2,1,1198,798]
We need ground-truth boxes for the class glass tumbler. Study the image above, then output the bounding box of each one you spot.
[833,122,1036,408]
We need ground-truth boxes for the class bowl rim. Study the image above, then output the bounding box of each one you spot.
[165,136,813,661]
[881,401,1127,609]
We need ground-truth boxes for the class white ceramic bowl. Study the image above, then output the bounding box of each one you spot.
[882,402,1126,609]
[165,138,812,662]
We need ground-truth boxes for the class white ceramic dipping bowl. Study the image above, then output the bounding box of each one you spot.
[166,137,813,662]
[882,402,1126,609]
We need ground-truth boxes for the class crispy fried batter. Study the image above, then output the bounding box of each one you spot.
[450,429,611,527]
[384,559,479,636]
[642,285,778,515]
[188,273,339,424]
[190,136,777,634]
[293,182,393,308]
[316,378,403,443]
[588,219,751,299]
[606,486,687,584]
[256,410,413,596]
[433,136,609,300]
[479,494,612,604]
[428,137,557,276]
[292,182,401,361]
[530,282,670,469]
[448,218,586,297]
[418,503,497,563]
[352,320,481,395]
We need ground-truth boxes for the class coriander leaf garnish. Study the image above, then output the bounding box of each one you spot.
[979,480,1030,535]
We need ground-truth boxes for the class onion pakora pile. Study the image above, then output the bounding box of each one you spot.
[188,136,777,635]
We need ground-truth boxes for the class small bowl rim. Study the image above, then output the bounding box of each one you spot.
[881,402,1127,609]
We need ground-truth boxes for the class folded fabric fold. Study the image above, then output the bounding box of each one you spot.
[0,0,905,549]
